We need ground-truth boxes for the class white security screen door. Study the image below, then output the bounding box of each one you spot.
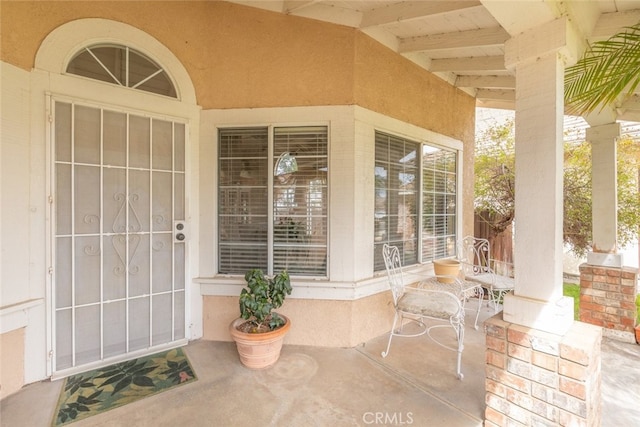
[53,100,187,373]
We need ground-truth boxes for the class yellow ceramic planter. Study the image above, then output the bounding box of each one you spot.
[432,259,461,283]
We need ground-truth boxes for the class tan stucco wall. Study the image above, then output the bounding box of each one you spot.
[1,1,354,109]
[203,292,394,347]
[353,33,475,144]
[1,1,474,144]
[353,33,476,238]
[0,328,25,400]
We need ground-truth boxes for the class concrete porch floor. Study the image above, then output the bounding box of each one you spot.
[2,305,639,426]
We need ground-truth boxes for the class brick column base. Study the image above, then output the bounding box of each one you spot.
[485,315,602,426]
[579,264,638,343]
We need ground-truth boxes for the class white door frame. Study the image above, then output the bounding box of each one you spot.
[35,19,201,378]
[48,95,193,377]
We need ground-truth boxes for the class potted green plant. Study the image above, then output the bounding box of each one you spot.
[229,269,293,369]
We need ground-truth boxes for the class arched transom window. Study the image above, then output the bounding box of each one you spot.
[66,44,177,98]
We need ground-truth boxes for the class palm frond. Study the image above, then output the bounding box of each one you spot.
[565,22,640,115]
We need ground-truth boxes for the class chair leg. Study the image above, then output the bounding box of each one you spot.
[490,287,499,313]
[381,312,400,358]
[455,322,465,380]
[473,287,484,329]
[490,289,510,313]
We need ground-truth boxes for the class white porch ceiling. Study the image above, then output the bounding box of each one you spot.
[229,0,640,120]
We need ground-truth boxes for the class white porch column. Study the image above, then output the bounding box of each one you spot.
[502,18,574,335]
[586,123,623,267]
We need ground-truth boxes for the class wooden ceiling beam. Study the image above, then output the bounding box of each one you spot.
[399,26,509,53]
[430,56,506,72]
[361,1,482,28]
[591,10,640,39]
[476,88,515,101]
[456,75,515,88]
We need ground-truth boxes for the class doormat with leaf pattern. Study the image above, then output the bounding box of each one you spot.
[52,347,197,426]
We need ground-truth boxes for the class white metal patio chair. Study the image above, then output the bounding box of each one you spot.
[381,244,466,380]
[457,236,514,313]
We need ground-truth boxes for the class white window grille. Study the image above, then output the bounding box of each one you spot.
[66,44,177,98]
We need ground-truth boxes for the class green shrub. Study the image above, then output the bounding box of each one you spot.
[238,269,292,332]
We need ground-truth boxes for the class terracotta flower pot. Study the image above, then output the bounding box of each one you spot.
[635,325,640,345]
[433,259,460,283]
[229,314,291,369]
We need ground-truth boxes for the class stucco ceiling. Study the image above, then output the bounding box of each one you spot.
[229,0,640,121]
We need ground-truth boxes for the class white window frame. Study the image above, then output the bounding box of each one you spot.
[201,105,462,302]
[374,130,459,271]
[66,44,178,98]
[217,125,329,277]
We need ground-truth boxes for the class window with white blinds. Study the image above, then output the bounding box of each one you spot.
[218,126,328,277]
[374,131,457,271]
[374,132,419,270]
[421,146,457,262]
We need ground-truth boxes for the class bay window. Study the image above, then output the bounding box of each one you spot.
[218,126,328,276]
[374,131,457,270]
